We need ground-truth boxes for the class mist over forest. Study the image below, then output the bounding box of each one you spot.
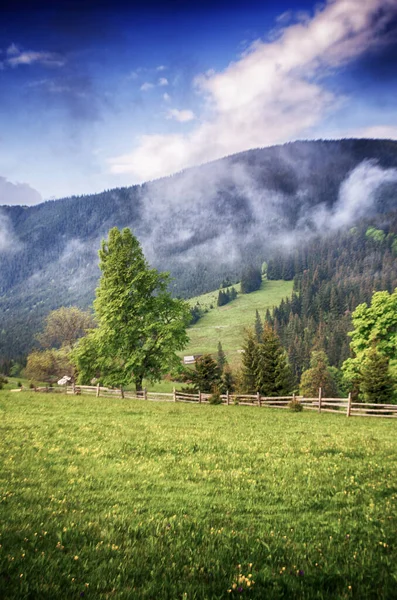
[1,138,397,360]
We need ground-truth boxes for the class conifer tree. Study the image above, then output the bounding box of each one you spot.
[300,351,338,398]
[240,330,258,393]
[190,354,221,393]
[255,323,292,396]
[254,310,263,342]
[217,341,227,374]
[360,345,395,404]
[221,364,235,393]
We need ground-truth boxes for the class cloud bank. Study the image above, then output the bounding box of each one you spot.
[109,0,397,182]
[0,176,42,206]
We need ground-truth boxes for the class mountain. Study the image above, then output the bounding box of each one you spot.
[1,138,397,361]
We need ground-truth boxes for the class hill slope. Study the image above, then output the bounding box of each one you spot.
[1,138,397,359]
[184,280,293,366]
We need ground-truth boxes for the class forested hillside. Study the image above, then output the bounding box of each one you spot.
[1,138,397,361]
[266,212,397,379]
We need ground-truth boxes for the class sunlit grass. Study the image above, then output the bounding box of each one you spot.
[1,392,396,599]
[185,280,293,367]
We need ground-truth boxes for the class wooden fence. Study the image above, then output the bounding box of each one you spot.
[63,385,397,419]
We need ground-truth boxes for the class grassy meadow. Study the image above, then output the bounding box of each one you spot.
[1,392,396,599]
[185,280,293,366]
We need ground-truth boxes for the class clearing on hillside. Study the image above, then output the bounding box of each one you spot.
[185,279,293,365]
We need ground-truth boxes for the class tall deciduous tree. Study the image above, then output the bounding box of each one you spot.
[72,228,190,390]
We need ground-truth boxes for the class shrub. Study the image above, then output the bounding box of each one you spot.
[208,386,222,405]
[288,398,303,412]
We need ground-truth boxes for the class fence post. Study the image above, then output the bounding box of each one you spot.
[198,389,202,404]
[226,389,229,405]
[96,382,100,398]
[120,386,125,399]
[318,387,322,413]
[72,381,76,395]
[346,392,352,417]
[144,387,147,401]
[257,391,261,407]
[173,387,177,402]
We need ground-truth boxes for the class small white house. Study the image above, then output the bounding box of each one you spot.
[183,355,202,365]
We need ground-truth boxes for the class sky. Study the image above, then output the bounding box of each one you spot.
[1,0,397,204]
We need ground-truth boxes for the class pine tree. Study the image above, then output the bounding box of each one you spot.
[254,310,263,342]
[300,351,338,398]
[240,330,258,393]
[360,345,395,404]
[217,341,227,374]
[191,354,222,393]
[221,364,235,393]
[255,323,293,396]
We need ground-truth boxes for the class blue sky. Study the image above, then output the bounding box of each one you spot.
[1,0,397,204]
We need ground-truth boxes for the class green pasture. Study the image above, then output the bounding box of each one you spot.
[1,392,396,599]
[185,280,293,366]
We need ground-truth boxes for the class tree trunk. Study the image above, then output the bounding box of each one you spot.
[135,376,143,392]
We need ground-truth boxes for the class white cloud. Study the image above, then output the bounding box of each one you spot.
[167,108,196,123]
[5,46,65,68]
[109,0,397,181]
[163,92,171,102]
[140,82,154,92]
[157,65,167,71]
[158,77,168,86]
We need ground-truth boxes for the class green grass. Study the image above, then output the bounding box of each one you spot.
[185,280,293,366]
[1,392,396,599]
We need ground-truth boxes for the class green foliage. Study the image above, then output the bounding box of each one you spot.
[240,330,259,393]
[300,351,339,398]
[72,228,190,390]
[342,288,397,399]
[288,398,303,412]
[254,309,263,342]
[221,364,235,393]
[37,306,95,350]
[240,266,262,294]
[208,386,222,405]
[189,354,222,393]
[348,288,397,360]
[217,341,227,374]
[24,348,73,384]
[254,323,293,396]
[0,375,8,389]
[240,324,293,396]
[365,226,386,244]
[360,345,395,404]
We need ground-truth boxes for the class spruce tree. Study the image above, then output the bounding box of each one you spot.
[222,364,235,393]
[240,330,258,393]
[191,354,221,393]
[217,341,227,374]
[254,310,263,342]
[360,345,395,404]
[300,351,338,398]
[255,323,292,396]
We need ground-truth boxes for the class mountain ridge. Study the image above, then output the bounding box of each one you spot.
[1,138,397,360]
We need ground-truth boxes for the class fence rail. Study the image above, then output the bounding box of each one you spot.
[59,385,397,419]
